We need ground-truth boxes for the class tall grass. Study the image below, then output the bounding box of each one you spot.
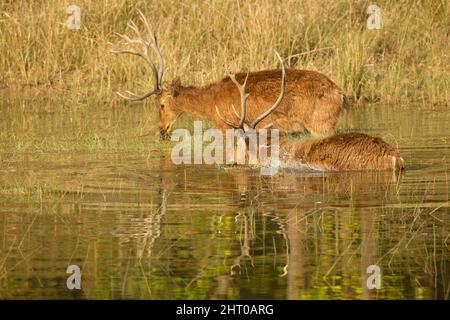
[0,0,448,105]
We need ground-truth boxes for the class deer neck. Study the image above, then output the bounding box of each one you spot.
[173,86,216,120]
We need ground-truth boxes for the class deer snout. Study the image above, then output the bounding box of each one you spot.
[159,125,171,139]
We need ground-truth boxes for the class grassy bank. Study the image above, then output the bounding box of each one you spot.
[0,0,449,106]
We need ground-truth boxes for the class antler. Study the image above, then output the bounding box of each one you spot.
[215,51,286,130]
[110,10,164,101]
[228,73,250,129]
[250,51,285,128]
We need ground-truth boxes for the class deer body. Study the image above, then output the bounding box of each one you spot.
[111,12,403,172]
[278,133,404,171]
[111,12,347,138]
[161,68,348,136]
[211,54,404,172]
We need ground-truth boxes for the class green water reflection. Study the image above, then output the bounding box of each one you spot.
[0,102,448,299]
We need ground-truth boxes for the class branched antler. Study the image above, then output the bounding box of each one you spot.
[110,10,164,101]
[215,51,286,130]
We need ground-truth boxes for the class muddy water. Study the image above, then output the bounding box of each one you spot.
[0,102,448,299]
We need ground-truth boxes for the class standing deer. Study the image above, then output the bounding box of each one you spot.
[216,54,404,172]
[111,11,349,139]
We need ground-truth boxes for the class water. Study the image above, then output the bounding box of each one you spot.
[0,102,448,299]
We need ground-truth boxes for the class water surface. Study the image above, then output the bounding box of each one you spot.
[0,102,448,299]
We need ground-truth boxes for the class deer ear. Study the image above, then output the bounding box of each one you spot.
[170,78,181,97]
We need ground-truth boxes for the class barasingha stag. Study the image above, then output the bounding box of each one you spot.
[111,10,349,138]
[215,54,404,172]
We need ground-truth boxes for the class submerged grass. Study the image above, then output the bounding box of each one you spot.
[0,181,65,199]
[0,127,171,153]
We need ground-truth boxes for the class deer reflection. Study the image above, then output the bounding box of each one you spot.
[231,168,402,208]
[221,168,403,299]
[230,212,255,276]
[112,178,168,260]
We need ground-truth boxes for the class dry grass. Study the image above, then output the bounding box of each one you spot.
[0,0,448,106]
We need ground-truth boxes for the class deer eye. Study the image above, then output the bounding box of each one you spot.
[160,104,165,110]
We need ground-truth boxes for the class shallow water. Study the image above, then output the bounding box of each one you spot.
[0,102,448,299]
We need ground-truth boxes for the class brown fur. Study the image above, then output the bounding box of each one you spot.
[279,133,404,171]
[159,68,347,137]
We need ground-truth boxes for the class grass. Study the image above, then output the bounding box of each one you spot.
[0,0,448,107]
[0,126,171,153]
[0,183,61,196]
[0,98,174,153]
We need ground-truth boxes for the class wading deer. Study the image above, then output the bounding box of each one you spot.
[111,11,349,139]
[216,56,404,172]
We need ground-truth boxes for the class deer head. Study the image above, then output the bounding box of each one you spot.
[110,10,182,138]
